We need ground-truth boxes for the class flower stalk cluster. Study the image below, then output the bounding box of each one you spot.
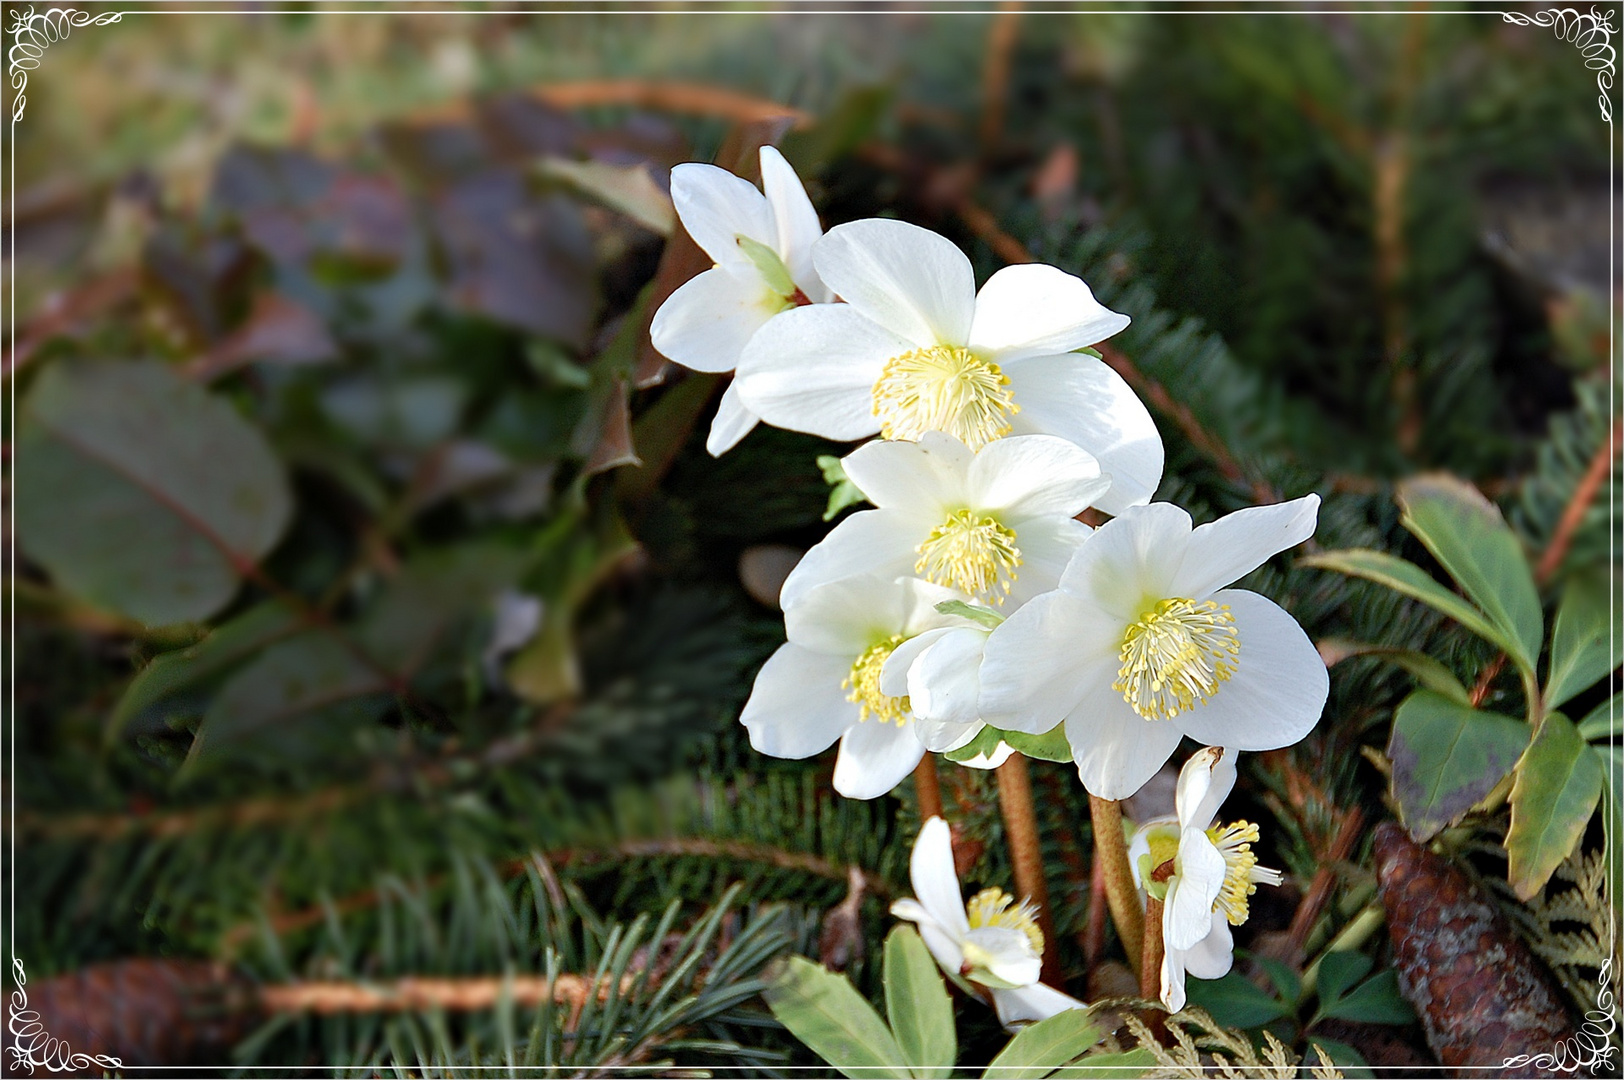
[651,147,1329,1023]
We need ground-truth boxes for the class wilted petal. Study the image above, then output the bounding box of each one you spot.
[1165,828,1227,952]
[1174,746,1238,832]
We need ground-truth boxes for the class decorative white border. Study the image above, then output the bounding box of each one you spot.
[6,6,125,122]
[6,959,123,1075]
[1500,5,1618,121]
[1501,958,1619,1074]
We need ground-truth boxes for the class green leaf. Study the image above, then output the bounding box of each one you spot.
[1300,550,1518,664]
[1002,724,1073,764]
[981,1007,1102,1080]
[1602,749,1624,925]
[1182,971,1289,1029]
[935,600,1005,630]
[1396,475,1542,672]
[1247,951,1302,1006]
[1321,971,1416,1025]
[943,724,1004,764]
[764,956,911,1080]
[1318,638,1472,705]
[1545,576,1620,710]
[15,359,293,625]
[1578,694,1620,740]
[883,928,955,1079]
[1508,712,1605,899]
[818,455,868,521]
[735,234,798,300]
[1313,950,1373,1012]
[1305,1037,1375,1079]
[1388,690,1529,840]
[1051,1048,1154,1077]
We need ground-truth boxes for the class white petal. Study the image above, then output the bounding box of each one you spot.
[1005,353,1163,515]
[908,626,989,726]
[1004,517,1090,607]
[881,627,956,699]
[966,434,1107,519]
[841,431,970,519]
[1175,746,1238,832]
[1174,495,1322,600]
[1065,693,1186,800]
[910,817,970,935]
[1165,829,1227,951]
[739,644,857,759]
[1161,946,1188,1013]
[914,718,985,753]
[813,218,976,346]
[899,576,978,636]
[758,146,827,298]
[649,267,778,374]
[992,982,1088,1027]
[891,898,967,978]
[978,591,1120,734]
[670,162,773,270]
[706,379,759,457]
[834,719,926,799]
[783,574,909,655]
[1057,501,1193,622]
[964,926,1042,986]
[1179,916,1235,980]
[778,510,928,612]
[955,740,1016,770]
[733,304,907,441]
[969,263,1131,362]
[1170,590,1329,751]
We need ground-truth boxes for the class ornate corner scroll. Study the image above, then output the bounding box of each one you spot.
[1501,7,1618,122]
[7,959,124,1074]
[8,5,125,122]
[1501,958,1619,1075]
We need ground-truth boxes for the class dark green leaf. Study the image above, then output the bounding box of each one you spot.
[1318,639,1471,705]
[1508,712,1605,899]
[1305,1037,1375,1079]
[883,928,954,1079]
[1578,694,1620,740]
[981,1007,1102,1079]
[764,957,910,1080]
[1248,952,1303,1006]
[1313,950,1373,1012]
[1546,575,1619,709]
[1182,972,1289,1029]
[1322,971,1416,1025]
[818,455,868,521]
[1388,690,1529,840]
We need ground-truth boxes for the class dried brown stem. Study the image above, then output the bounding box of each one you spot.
[914,755,944,823]
[1534,416,1620,585]
[978,3,1023,155]
[996,753,1062,986]
[257,973,632,1016]
[1088,794,1145,969]
[1140,895,1165,1004]
[1283,804,1366,957]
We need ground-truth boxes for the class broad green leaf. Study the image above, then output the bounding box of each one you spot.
[981,1007,1102,1079]
[935,600,1005,630]
[764,956,910,1080]
[1182,971,1289,1029]
[1313,950,1373,1012]
[1002,724,1073,763]
[15,359,292,625]
[534,158,673,235]
[1578,694,1620,740]
[818,455,868,521]
[1048,1048,1154,1077]
[1388,690,1529,840]
[1321,970,1416,1025]
[1305,1037,1375,1079]
[1397,475,1541,670]
[882,928,954,1079]
[1318,638,1471,705]
[1546,576,1620,709]
[1247,951,1303,1006]
[1508,712,1605,899]
[1300,550,1518,665]
[110,601,302,738]
[358,544,528,676]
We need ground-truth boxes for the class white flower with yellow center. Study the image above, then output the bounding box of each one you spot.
[731,218,1161,514]
[978,496,1328,799]
[650,146,832,456]
[779,431,1108,611]
[739,575,978,799]
[1128,747,1284,1012]
[891,817,1088,1027]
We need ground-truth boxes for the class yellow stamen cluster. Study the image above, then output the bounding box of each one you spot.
[871,345,1018,450]
[843,635,911,725]
[1113,597,1241,721]
[966,887,1044,957]
[1206,820,1275,926]
[915,509,1022,602]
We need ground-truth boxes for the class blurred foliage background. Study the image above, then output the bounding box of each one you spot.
[4,4,1618,1075]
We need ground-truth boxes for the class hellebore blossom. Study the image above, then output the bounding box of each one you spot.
[978,496,1328,800]
[892,817,1087,1027]
[1129,747,1283,1012]
[649,146,831,456]
[740,575,979,799]
[779,431,1109,611]
[732,218,1162,514]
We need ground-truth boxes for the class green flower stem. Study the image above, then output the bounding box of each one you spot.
[1089,794,1146,972]
[996,752,1062,986]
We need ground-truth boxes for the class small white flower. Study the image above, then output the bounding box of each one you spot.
[732,217,1160,514]
[892,817,1088,1027]
[781,431,1108,611]
[650,146,831,456]
[978,496,1328,799]
[1128,747,1284,1012]
[739,575,975,799]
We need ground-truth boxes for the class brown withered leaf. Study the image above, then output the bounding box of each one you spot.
[187,291,337,381]
[818,866,869,972]
[1373,823,1581,1077]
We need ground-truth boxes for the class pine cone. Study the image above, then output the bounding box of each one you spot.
[1373,823,1582,1078]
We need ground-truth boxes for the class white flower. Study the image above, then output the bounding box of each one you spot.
[978,496,1328,800]
[649,146,831,456]
[739,575,976,799]
[779,432,1109,612]
[732,217,1161,514]
[892,817,1088,1027]
[1128,747,1283,1012]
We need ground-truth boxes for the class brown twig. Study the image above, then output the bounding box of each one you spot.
[1534,416,1621,585]
[399,79,810,132]
[257,972,632,1016]
[1283,804,1366,957]
[1140,895,1165,1004]
[996,753,1062,986]
[978,3,1023,156]
[914,755,944,823]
